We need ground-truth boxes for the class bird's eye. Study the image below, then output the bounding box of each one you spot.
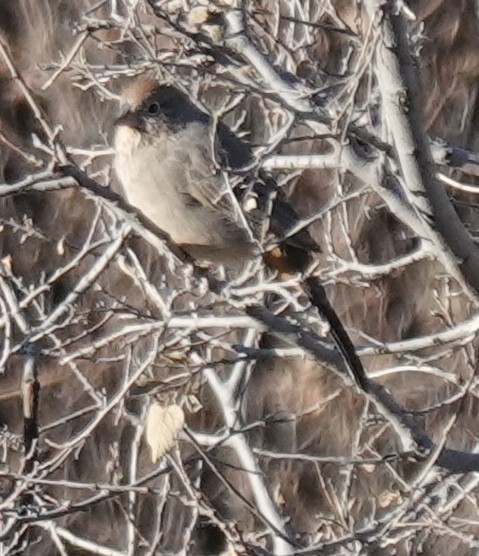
[147,102,160,115]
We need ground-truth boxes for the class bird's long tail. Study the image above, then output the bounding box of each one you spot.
[305,276,369,391]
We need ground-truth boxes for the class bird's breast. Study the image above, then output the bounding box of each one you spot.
[114,132,236,249]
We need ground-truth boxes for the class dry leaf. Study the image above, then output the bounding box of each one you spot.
[362,463,376,474]
[187,6,210,26]
[243,196,258,213]
[185,394,203,413]
[378,489,402,508]
[167,350,187,362]
[57,237,65,256]
[1,255,12,271]
[146,403,185,462]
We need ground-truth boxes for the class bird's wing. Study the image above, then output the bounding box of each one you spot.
[181,120,320,260]
[178,132,255,243]
[236,174,321,251]
[215,122,320,254]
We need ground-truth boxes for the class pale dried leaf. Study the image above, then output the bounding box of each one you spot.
[185,394,203,413]
[168,350,187,362]
[1,255,12,271]
[57,237,65,256]
[362,463,376,473]
[146,403,185,463]
[378,489,402,508]
[243,196,258,213]
[187,7,210,26]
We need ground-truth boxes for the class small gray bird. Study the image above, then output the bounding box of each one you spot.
[113,78,367,390]
[113,77,319,271]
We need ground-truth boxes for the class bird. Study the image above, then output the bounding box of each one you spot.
[113,77,320,272]
[113,77,367,390]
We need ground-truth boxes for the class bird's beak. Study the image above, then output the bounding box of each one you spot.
[114,111,142,130]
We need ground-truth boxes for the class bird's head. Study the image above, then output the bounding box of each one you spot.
[115,77,207,141]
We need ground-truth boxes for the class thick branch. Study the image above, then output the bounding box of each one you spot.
[366,0,479,301]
